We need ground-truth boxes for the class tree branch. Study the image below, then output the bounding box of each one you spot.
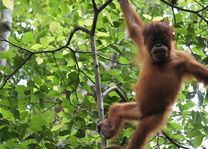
[98,0,113,13]
[1,1,113,148]
[90,0,113,147]
[0,53,33,89]
[66,26,91,46]
[162,131,191,149]
[92,0,98,11]
[0,34,32,53]
[160,0,208,25]
[103,86,128,102]
[0,26,91,89]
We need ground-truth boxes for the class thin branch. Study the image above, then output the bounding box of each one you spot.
[67,47,95,84]
[52,53,67,89]
[67,46,92,54]
[160,0,208,24]
[42,103,57,113]
[103,86,128,102]
[34,46,66,54]
[171,6,177,25]
[98,0,113,13]
[0,26,91,89]
[0,53,33,89]
[80,70,95,84]
[66,26,91,46]
[162,131,191,149]
[103,86,118,97]
[196,5,208,12]
[116,85,129,102]
[1,26,91,55]
[98,54,130,65]
[0,34,32,53]
[67,47,80,96]
[0,34,66,54]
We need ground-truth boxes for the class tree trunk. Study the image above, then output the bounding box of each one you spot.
[0,0,13,66]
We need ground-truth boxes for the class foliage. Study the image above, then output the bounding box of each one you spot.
[0,0,207,148]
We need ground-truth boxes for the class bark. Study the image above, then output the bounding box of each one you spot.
[0,0,13,66]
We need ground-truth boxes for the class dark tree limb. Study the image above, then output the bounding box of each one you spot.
[162,131,191,149]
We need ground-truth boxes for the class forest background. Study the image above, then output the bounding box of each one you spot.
[0,0,207,148]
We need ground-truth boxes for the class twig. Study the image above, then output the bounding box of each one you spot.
[117,85,129,102]
[0,53,33,89]
[160,0,208,25]
[52,53,67,89]
[42,103,57,113]
[162,131,191,149]
[66,26,91,46]
[103,86,128,102]
[0,26,91,89]
[0,34,32,53]
[67,47,81,98]
[196,5,208,12]
[67,47,95,84]
[98,0,113,13]
[98,54,128,65]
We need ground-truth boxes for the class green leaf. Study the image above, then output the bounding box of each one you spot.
[0,108,15,122]
[0,50,16,59]
[59,2,69,15]
[194,135,203,147]
[33,76,43,86]
[0,4,7,10]
[143,14,152,20]
[40,37,55,47]
[44,143,56,149]
[84,19,92,26]
[123,127,134,136]
[187,130,201,138]
[104,10,113,25]
[97,32,109,37]
[168,121,182,130]
[152,16,163,21]
[31,44,43,50]
[32,1,44,14]
[22,32,34,43]
[51,124,64,131]
[119,57,129,64]
[2,0,13,9]
[40,16,52,26]
[75,129,85,138]
[50,22,60,34]
[29,114,46,131]
[108,69,120,76]
[176,28,187,34]
[16,85,28,96]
